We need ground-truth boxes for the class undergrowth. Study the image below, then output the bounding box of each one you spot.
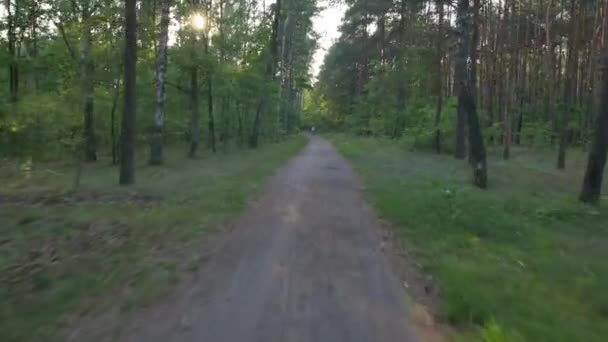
[0,137,306,341]
[331,134,608,342]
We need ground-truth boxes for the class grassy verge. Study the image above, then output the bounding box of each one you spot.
[0,137,307,342]
[329,134,608,342]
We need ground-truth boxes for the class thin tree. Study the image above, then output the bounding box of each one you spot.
[557,0,578,170]
[150,0,171,165]
[206,0,217,153]
[120,0,137,185]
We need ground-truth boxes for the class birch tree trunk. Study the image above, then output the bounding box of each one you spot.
[150,0,171,165]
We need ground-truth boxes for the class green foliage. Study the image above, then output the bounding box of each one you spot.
[0,0,318,161]
[331,135,608,342]
[481,320,514,342]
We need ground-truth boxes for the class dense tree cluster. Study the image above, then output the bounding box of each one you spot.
[313,0,607,200]
[0,0,317,183]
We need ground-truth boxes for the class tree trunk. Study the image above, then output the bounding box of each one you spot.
[456,0,488,188]
[110,78,120,165]
[434,0,444,153]
[206,43,216,153]
[558,0,578,169]
[580,53,608,204]
[149,0,171,165]
[206,0,217,152]
[120,0,137,185]
[81,2,97,162]
[6,0,19,103]
[502,0,512,160]
[189,66,201,158]
[250,0,282,148]
[396,0,407,136]
[454,0,468,160]
[454,97,467,157]
[207,70,216,153]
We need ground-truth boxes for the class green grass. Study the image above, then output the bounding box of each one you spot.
[329,134,608,342]
[0,137,306,342]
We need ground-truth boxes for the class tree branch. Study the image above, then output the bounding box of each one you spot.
[54,20,78,61]
[166,81,191,94]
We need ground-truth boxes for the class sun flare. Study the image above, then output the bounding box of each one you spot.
[190,13,206,31]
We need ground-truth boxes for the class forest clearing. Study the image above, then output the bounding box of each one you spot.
[2,0,608,341]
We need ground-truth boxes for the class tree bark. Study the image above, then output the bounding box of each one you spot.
[6,0,19,103]
[502,0,512,160]
[189,66,201,158]
[454,0,468,160]
[580,53,608,204]
[250,0,282,148]
[456,0,488,188]
[149,0,171,165]
[207,68,216,153]
[434,0,444,153]
[557,0,578,169]
[111,78,120,165]
[120,0,137,185]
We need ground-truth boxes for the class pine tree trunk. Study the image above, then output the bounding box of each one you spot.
[580,53,608,204]
[250,0,281,148]
[120,0,137,185]
[456,0,488,188]
[149,0,171,165]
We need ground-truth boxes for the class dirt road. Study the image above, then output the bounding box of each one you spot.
[115,137,419,341]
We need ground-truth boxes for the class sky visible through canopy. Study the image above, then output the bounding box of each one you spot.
[312,1,347,78]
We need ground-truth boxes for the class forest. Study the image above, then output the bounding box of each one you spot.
[1,0,316,181]
[311,0,608,202]
[1,0,608,341]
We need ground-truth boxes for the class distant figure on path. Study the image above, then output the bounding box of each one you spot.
[311,126,316,135]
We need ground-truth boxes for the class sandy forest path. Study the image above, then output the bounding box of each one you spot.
[100,136,420,342]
